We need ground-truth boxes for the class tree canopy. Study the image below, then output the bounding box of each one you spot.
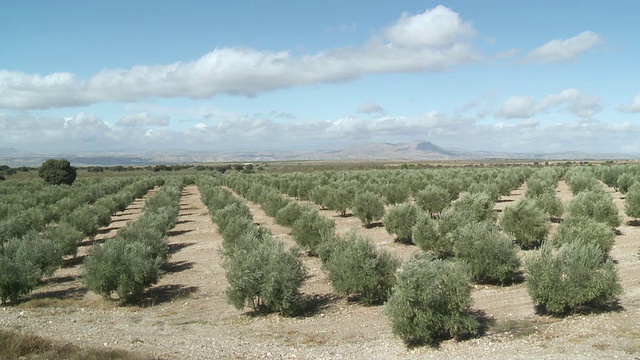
[38,159,77,185]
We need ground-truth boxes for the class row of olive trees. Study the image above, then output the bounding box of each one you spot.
[223,176,401,306]
[221,166,627,345]
[0,176,158,243]
[198,177,306,316]
[226,174,514,344]
[500,168,623,315]
[0,177,161,304]
[83,177,183,304]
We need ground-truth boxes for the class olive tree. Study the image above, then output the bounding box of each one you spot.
[500,198,549,249]
[552,216,615,255]
[526,241,621,315]
[384,203,419,243]
[568,189,621,228]
[453,222,521,285]
[352,191,385,228]
[385,255,479,345]
[625,182,640,220]
[322,233,399,304]
[415,185,450,217]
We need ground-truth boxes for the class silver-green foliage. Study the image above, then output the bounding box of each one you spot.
[322,233,399,304]
[412,211,451,258]
[530,192,564,218]
[568,190,621,228]
[625,182,640,219]
[525,241,622,315]
[453,222,521,284]
[352,191,385,227]
[225,232,305,316]
[0,238,48,304]
[275,201,309,227]
[385,255,480,345]
[566,171,600,195]
[415,185,450,216]
[500,198,549,249]
[384,203,419,243]
[552,216,615,255]
[84,238,164,303]
[291,210,335,255]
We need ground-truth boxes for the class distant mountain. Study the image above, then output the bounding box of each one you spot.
[0,141,637,167]
[326,140,458,160]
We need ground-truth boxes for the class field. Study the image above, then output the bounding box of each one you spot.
[1,163,640,359]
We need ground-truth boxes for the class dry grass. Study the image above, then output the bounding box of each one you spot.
[0,329,157,360]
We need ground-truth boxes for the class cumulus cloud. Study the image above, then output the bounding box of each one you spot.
[0,6,480,110]
[117,112,170,127]
[523,31,602,63]
[618,93,640,113]
[357,102,386,114]
[382,5,475,48]
[496,88,602,119]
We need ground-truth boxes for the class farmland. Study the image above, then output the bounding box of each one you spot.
[1,162,640,359]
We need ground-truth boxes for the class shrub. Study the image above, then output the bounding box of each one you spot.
[84,238,164,304]
[616,173,636,194]
[415,185,450,216]
[382,183,410,205]
[261,191,289,218]
[0,239,42,304]
[451,191,495,223]
[568,190,621,228]
[525,241,622,315]
[385,255,479,345]
[18,231,62,277]
[322,233,399,304]
[566,172,599,194]
[291,210,335,255]
[625,182,640,219]
[225,233,305,316]
[530,192,564,218]
[45,221,84,257]
[65,204,109,240]
[352,191,385,227]
[552,216,615,255]
[500,199,549,249]
[412,211,451,258]
[384,203,419,243]
[275,201,309,227]
[309,185,331,210]
[324,187,352,217]
[453,222,521,284]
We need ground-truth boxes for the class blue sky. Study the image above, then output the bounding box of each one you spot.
[1,1,639,155]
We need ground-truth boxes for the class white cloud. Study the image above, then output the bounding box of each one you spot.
[523,31,602,63]
[357,102,386,114]
[0,6,480,110]
[618,93,640,113]
[496,88,602,119]
[382,5,475,48]
[3,107,640,155]
[117,112,170,127]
